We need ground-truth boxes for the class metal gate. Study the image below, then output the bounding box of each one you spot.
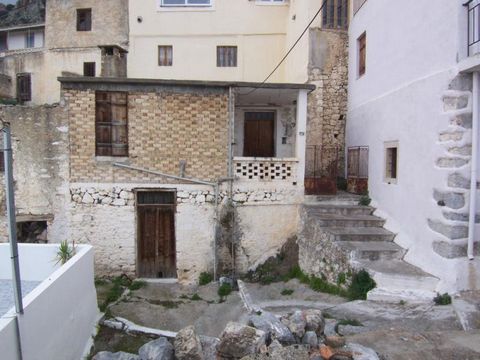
[305,145,339,195]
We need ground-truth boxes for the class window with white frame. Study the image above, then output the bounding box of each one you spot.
[256,0,286,4]
[161,0,212,6]
[384,141,398,184]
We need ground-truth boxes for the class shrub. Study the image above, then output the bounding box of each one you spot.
[358,193,372,206]
[218,283,232,298]
[337,272,347,285]
[190,293,202,301]
[199,272,213,286]
[55,241,76,265]
[347,269,376,300]
[433,293,452,305]
[337,177,348,191]
[281,289,294,296]
[129,280,147,291]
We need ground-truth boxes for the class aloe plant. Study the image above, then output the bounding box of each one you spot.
[55,241,76,265]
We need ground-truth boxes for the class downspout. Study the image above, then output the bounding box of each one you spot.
[468,72,479,260]
[3,123,23,360]
[228,86,236,279]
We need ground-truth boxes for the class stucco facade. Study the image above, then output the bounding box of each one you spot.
[346,0,480,292]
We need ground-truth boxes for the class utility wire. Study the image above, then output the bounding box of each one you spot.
[238,0,327,96]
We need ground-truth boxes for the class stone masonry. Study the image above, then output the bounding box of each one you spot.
[64,87,229,183]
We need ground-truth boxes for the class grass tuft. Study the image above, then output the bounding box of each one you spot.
[281,288,294,296]
[433,293,452,305]
[218,283,232,298]
[199,272,214,286]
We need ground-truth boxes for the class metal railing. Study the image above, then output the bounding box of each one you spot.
[466,0,480,56]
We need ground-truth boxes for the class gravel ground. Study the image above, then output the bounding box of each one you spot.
[0,279,40,317]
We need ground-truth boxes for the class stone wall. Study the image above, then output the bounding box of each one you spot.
[307,29,348,175]
[64,88,229,183]
[45,0,128,49]
[430,73,479,259]
[0,103,70,243]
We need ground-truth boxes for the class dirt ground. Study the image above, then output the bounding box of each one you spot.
[92,279,480,360]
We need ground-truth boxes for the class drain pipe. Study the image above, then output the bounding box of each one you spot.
[3,122,24,360]
[228,87,237,279]
[468,72,479,260]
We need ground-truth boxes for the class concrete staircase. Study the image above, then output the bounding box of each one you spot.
[304,194,439,302]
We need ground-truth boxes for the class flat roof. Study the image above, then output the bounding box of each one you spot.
[58,76,316,91]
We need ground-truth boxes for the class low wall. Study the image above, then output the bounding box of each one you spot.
[0,244,98,360]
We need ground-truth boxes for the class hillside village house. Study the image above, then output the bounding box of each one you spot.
[346,0,480,294]
[0,0,350,282]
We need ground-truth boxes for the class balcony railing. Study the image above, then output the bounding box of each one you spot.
[234,157,298,182]
[467,0,480,56]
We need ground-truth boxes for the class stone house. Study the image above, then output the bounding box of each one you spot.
[345,0,479,293]
[0,0,128,104]
[48,76,310,283]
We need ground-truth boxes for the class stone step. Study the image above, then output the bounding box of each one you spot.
[367,288,437,303]
[314,214,386,228]
[327,227,395,242]
[354,259,439,294]
[337,241,405,261]
[304,192,361,206]
[304,204,374,216]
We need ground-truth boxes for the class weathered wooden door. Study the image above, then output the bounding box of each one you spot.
[244,112,275,157]
[137,191,176,278]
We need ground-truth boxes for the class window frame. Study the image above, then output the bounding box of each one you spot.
[384,141,398,184]
[357,32,366,78]
[321,0,348,29]
[95,91,129,158]
[83,62,96,77]
[158,45,173,66]
[76,8,92,32]
[255,0,287,5]
[25,30,35,48]
[160,0,212,7]
[217,46,238,68]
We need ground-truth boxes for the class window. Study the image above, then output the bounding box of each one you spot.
[384,142,398,183]
[83,62,95,77]
[95,92,128,157]
[322,0,348,29]
[256,0,286,4]
[358,32,366,77]
[77,9,92,31]
[0,32,6,51]
[25,31,34,48]
[158,46,173,66]
[16,73,31,103]
[161,0,211,6]
[0,150,4,172]
[217,46,237,67]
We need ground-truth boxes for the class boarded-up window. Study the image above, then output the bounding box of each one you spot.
[17,73,31,103]
[83,62,96,77]
[217,46,237,67]
[77,9,92,31]
[385,142,398,182]
[158,46,173,66]
[358,32,366,77]
[322,0,348,29]
[95,92,128,157]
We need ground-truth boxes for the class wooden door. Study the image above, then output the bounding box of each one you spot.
[137,191,176,278]
[244,112,275,157]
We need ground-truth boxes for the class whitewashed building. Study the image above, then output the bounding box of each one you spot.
[346,0,480,293]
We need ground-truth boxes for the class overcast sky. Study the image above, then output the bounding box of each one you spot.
[1,0,16,5]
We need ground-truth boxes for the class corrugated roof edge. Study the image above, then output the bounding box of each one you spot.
[57,77,316,91]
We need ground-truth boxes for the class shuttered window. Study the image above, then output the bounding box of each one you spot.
[83,62,96,77]
[77,9,92,31]
[16,73,31,103]
[217,46,237,67]
[358,32,366,77]
[95,92,128,157]
[322,0,348,29]
[158,46,173,66]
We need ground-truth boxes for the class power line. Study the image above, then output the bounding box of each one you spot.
[238,0,327,97]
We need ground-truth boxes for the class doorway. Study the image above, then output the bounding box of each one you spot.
[243,111,275,157]
[137,190,176,278]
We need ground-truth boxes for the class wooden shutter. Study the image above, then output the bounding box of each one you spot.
[17,74,31,103]
[217,46,237,67]
[158,46,173,66]
[358,33,366,76]
[243,112,275,157]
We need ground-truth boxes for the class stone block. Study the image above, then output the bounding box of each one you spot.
[436,157,469,168]
[433,190,465,209]
[448,74,473,91]
[427,219,468,240]
[448,173,470,189]
[443,95,469,111]
[450,113,473,129]
[448,145,472,156]
[438,131,464,142]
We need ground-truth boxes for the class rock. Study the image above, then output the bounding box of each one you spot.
[269,345,310,360]
[303,309,325,335]
[337,325,368,336]
[200,336,220,360]
[319,345,334,360]
[233,193,247,202]
[82,192,94,204]
[324,319,338,337]
[174,326,204,360]
[267,339,282,353]
[112,198,127,206]
[347,343,380,360]
[301,331,318,348]
[138,337,173,360]
[324,335,346,348]
[282,310,306,339]
[248,311,295,345]
[92,352,139,360]
[217,322,266,359]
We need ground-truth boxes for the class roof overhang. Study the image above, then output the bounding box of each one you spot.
[0,23,45,32]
